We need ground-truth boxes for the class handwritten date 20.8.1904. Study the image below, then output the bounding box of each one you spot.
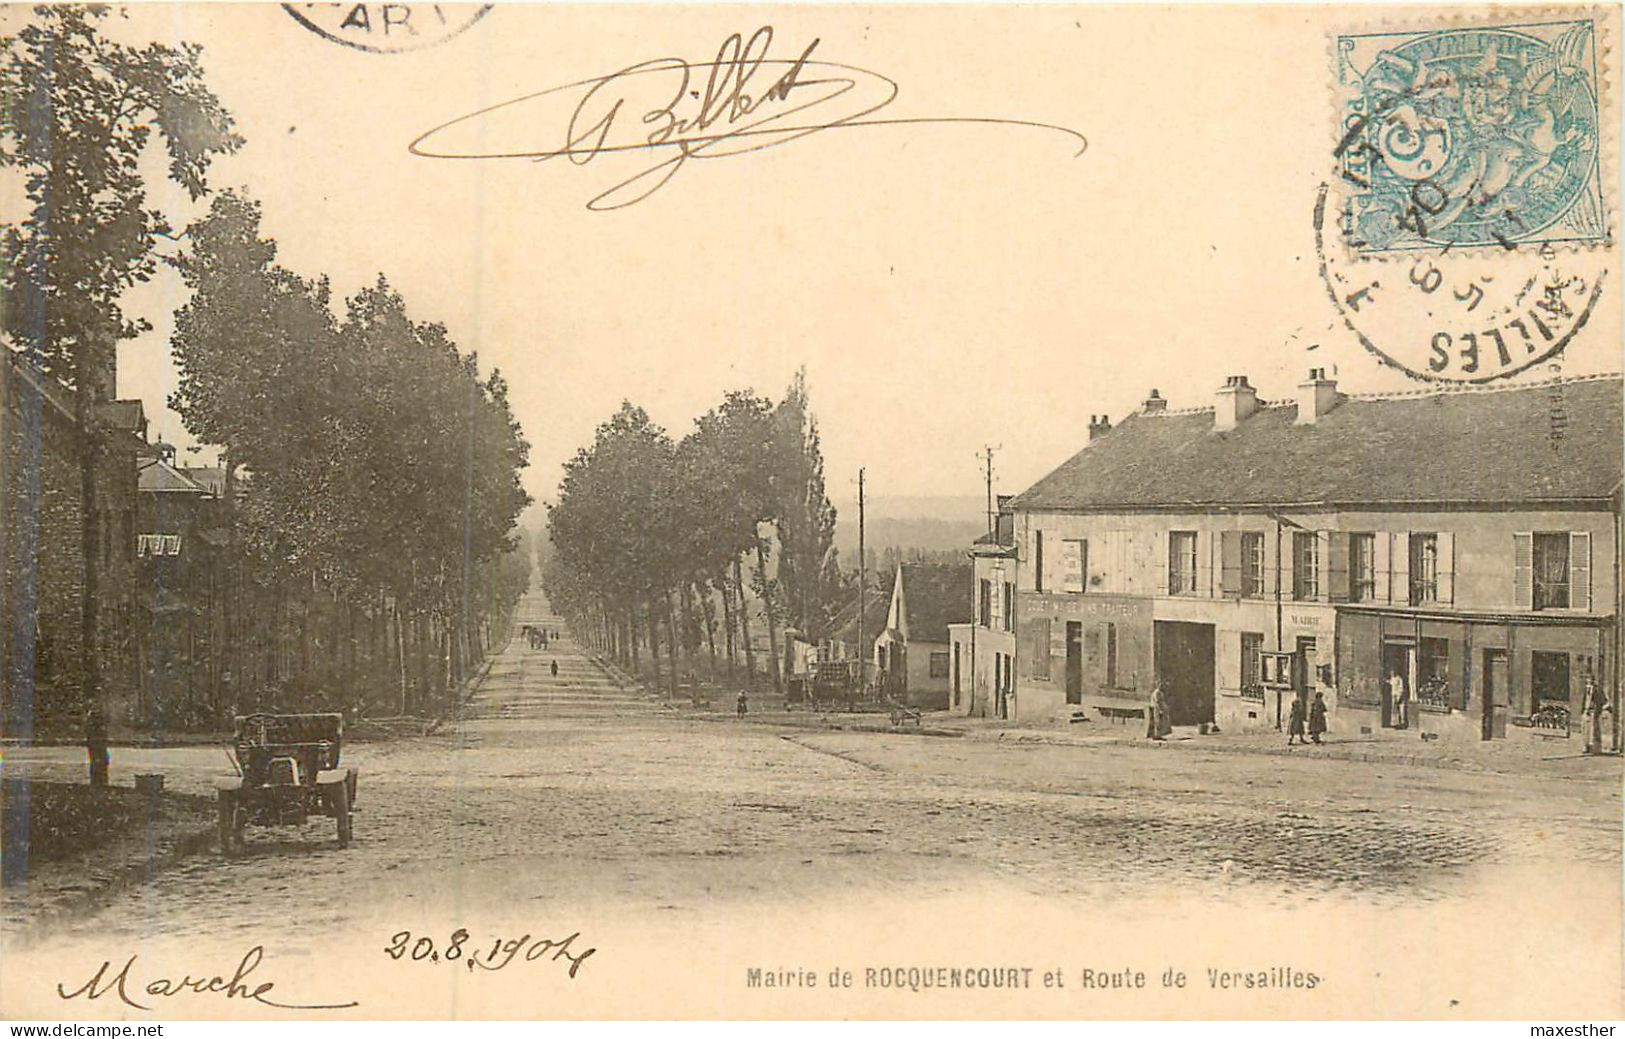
[385,928,597,978]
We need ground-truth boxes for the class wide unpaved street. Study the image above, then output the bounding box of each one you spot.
[4,588,1621,1019]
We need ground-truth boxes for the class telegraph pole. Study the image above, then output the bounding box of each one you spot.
[856,467,866,684]
[978,445,1000,539]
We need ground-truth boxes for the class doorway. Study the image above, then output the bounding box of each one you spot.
[1065,622,1083,704]
[1482,648,1509,740]
[1293,636,1317,698]
[1381,641,1413,728]
[1154,621,1216,726]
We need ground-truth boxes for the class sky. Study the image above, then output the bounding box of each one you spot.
[11,4,1619,522]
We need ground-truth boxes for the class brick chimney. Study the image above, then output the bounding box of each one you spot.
[1141,389,1167,414]
[1214,375,1258,431]
[1088,414,1112,440]
[1295,367,1340,425]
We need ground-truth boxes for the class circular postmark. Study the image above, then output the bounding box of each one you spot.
[1319,18,1611,383]
[1314,183,1608,384]
[282,3,493,54]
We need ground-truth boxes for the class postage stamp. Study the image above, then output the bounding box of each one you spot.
[1319,13,1614,383]
[1335,19,1608,254]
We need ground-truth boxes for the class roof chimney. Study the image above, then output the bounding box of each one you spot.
[1088,414,1112,440]
[1295,367,1340,425]
[1214,375,1258,432]
[1141,389,1167,414]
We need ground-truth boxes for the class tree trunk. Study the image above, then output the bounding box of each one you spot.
[73,340,110,786]
[755,538,783,696]
[664,589,681,700]
[645,598,662,695]
[701,582,719,676]
[395,600,408,716]
[734,558,756,690]
[719,573,737,683]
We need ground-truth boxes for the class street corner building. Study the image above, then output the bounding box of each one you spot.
[1002,370,1623,748]
[948,496,1020,720]
[2,348,155,737]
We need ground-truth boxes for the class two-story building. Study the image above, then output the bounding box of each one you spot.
[1007,371,1621,745]
[947,497,1018,718]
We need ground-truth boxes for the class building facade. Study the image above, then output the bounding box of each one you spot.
[873,562,973,710]
[1007,372,1622,745]
[947,502,1017,718]
[2,350,147,735]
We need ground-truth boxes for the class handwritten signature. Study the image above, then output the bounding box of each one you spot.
[57,945,358,1012]
[409,25,1088,210]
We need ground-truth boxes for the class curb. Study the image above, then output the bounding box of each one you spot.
[9,799,219,948]
[957,726,1622,776]
[671,711,967,739]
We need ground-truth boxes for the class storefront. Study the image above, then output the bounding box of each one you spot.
[1016,593,1153,722]
[1336,607,1616,744]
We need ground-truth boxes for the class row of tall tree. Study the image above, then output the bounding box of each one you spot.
[544,375,842,697]
[165,191,533,716]
[1,7,532,728]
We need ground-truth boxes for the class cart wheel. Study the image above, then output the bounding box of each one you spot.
[331,782,352,847]
[217,791,241,857]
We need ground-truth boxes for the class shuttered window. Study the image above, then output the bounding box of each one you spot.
[1526,531,1593,610]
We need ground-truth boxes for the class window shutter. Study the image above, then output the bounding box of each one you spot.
[1219,531,1242,596]
[1196,530,1211,596]
[1437,532,1455,604]
[1328,532,1351,602]
[1392,533,1410,605]
[1374,533,1391,602]
[1570,531,1591,610]
[1218,629,1242,692]
[1267,529,1283,597]
[1316,531,1332,602]
[1513,532,1533,610]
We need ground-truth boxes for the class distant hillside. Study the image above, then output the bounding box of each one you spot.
[832,495,990,560]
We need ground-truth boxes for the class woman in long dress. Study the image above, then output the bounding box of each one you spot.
[1149,681,1172,740]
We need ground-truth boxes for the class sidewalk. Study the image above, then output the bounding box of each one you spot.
[932,713,1624,779]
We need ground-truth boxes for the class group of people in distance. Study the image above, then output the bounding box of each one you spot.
[523,624,559,650]
[1143,678,1327,746]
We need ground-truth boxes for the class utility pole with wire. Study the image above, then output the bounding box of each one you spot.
[856,467,866,687]
[977,445,1000,539]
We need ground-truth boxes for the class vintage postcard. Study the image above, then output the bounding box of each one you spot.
[1,1,1621,1023]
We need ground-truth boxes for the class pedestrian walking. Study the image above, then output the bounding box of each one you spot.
[1287,695,1306,745]
[550,660,559,679]
[1308,691,1327,745]
[736,690,748,718]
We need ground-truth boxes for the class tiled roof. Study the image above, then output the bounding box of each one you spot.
[831,593,891,651]
[139,459,208,494]
[899,562,974,643]
[1010,376,1622,511]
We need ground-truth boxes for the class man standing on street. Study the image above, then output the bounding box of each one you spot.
[1389,670,1408,730]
